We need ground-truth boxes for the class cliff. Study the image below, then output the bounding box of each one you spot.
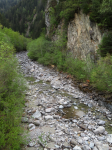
[45,2,103,60]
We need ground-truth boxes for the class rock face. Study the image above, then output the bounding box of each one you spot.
[45,0,51,36]
[45,0,103,60]
[67,11,102,60]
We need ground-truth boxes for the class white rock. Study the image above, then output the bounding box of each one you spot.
[95,141,109,150]
[74,106,78,109]
[45,115,53,120]
[94,126,105,134]
[72,119,78,123]
[98,120,105,125]
[45,108,54,113]
[32,110,41,119]
[82,145,90,150]
[28,141,36,147]
[59,105,64,109]
[73,145,82,150]
[90,142,94,148]
[81,133,85,137]
[78,139,83,144]
[107,134,112,143]
[84,137,89,141]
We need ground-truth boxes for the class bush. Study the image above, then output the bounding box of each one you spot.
[0,31,26,149]
[2,27,30,52]
[98,31,112,57]
[90,55,112,92]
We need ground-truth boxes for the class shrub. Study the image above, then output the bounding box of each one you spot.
[98,31,112,57]
[90,55,112,92]
[2,27,30,51]
[0,36,26,149]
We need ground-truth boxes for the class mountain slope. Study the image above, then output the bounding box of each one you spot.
[5,0,46,39]
[0,0,20,14]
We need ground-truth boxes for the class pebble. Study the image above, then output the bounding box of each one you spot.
[73,145,82,150]
[32,110,41,119]
[59,105,64,109]
[33,120,40,126]
[45,108,54,113]
[107,134,112,143]
[70,139,77,145]
[98,120,105,125]
[21,117,28,123]
[94,126,105,134]
[45,115,53,120]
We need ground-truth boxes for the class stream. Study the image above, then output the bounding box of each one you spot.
[16,51,112,150]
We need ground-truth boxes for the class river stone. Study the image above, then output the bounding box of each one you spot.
[59,105,64,109]
[98,120,105,125]
[32,110,41,119]
[82,145,90,150]
[107,134,112,143]
[21,117,28,123]
[28,141,36,147]
[73,145,82,150]
[45,115,53,120]
[53,115,60,119]
[33,120,40,126]
[78,138,83,144]
[95,141,109,150]
[98,136,105,141]
[74,106,78,109]
[94,126,105,134]
[70,139,77,145]
[90,142,94,148]
[28,124,35,130]
[45,108,54,113]
[93,147,98,150]
[72,119,78,123]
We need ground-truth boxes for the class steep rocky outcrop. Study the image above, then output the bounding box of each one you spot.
[45,1,103,60]
[67,11,102,60]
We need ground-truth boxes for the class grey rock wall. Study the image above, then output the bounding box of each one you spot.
[67,11,102,60]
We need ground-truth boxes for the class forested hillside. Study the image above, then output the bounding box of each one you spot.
[0,13,9,27]
[48,0,112,30]
[5,0,46,39]
[0,0,20,14]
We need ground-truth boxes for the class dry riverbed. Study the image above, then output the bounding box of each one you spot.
[16,52,112,150]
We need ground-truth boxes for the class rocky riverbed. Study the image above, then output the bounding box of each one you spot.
[16,52,112,150]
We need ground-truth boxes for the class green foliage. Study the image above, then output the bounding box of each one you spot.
[59,0,79,22]
[27,34,112,92]
[0,13,9,28]
[0,0,20,14]
[48,0,112,29]
[2,27,30,51]
[90,55,112,91]
[98,31,112,57]
[0,33,26,149]
[5,0,46,39]
[100,0,112,14]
